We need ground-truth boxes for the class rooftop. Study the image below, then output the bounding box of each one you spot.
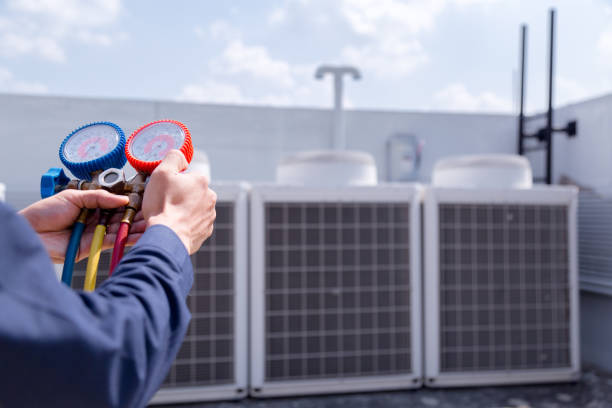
[156,368,612,408]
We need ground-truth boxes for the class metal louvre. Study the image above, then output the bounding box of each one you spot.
[424,187,580,387]
[71,184,248,404]
[250,185,422,397]
[577,190,612,296]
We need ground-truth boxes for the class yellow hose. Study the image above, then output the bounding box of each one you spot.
[84,224,106,292]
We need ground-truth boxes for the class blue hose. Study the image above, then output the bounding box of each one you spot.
[61,221,86,286]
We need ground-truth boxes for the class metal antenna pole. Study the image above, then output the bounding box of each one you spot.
[315,65,361,150]
[518,24,527,156]
[546,8,555,185]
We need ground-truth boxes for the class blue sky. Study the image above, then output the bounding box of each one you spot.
[0,0,610,113]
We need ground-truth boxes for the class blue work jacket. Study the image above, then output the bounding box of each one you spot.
[0,202,193,408]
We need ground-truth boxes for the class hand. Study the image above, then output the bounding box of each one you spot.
[143,150,217,254]
[19,189,146,264]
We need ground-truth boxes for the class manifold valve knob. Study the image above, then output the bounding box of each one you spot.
[40,167,70,199]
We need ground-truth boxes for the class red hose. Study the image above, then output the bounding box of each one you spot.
[109,222,130,275]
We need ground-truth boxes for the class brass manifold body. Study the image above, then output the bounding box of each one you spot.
[56,169,148,221]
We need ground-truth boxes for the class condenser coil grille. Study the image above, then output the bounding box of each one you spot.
[71,202,237,387]
[438,203,571,373]
[164,202,235,386]
[263,202,412,381]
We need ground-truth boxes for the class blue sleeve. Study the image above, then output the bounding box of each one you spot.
[0,202,194,408]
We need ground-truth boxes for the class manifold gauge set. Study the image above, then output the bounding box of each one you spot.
[41,120,194,290]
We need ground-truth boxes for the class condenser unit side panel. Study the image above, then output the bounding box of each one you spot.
[249,189,267,393]
[409,188,423,384]
[568,193,580,374]
[424,190,442,385]
[233,188,249,395]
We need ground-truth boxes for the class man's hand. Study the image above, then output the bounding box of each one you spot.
[143,150,217,254]
[19,189,146,263]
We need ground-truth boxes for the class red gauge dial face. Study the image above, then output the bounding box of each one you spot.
[126,120,193,173]
[129,122,185,162]
[63,124,120,163]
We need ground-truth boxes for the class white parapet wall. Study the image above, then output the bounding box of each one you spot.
[551,94,612,372]
[0,93,516,210]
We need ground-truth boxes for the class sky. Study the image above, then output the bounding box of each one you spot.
[0,0,610,114]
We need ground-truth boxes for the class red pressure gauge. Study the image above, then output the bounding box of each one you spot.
[125,120,193,173]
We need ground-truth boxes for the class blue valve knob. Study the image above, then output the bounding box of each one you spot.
[41,167,70,199]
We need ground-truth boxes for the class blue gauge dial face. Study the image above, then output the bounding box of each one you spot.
[63,124,120,163]
[129,122,185,162]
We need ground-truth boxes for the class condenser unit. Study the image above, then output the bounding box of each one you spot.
[249,150,422,397]
[71,183,249,403]
[423,155,580,387]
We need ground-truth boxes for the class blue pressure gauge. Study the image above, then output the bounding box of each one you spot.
[59,122,127,180]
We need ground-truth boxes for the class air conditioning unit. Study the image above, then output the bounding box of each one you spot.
[72,183,249,403]
[249,151,422,397]
[423,155,580,387]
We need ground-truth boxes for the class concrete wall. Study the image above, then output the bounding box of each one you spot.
[550,94,612,372]
[553,93,612,190]
[0,93,516,209]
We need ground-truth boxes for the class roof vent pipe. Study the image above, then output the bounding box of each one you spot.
[315,65,361,150]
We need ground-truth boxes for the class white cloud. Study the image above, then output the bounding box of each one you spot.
[74,30,125,47]
[341,37,428,78]
[340,0,445,36]
[432,82,512,112]
[268,7,288,25]
[0,32,65,62]
[0,66,48,94]
[205,19,241,42]
[210,40,297,88]
[0,0,124,62]
[183,20,323,106]
[181,20,330,107]
[336,0,443,78]
[8,0,121,27]
[451,0,500,6]
[183,1,512,108]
